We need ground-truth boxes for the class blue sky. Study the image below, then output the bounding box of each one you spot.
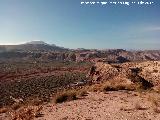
[0,0,159,49]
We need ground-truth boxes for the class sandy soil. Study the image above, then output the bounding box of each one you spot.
[34,91,160,120]
[1,91,160,120]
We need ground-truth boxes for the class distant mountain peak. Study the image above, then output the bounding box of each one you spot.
[25,40,48,45]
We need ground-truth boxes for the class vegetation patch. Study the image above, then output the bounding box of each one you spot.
[98,80,136,92]
[54,90,77,103]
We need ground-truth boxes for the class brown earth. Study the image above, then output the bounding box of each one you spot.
[35,91,160,120]
[2,91,160,120]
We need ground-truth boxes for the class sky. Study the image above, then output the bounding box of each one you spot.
[0,0,160,50]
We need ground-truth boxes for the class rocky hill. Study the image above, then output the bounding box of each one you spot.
[75,49,160,62]
[88,61,160,89]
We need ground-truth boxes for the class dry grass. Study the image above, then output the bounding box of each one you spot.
[77,89,88,97]
[9,106,43,120]
[101,81,136,92]
[88,84,102,92]
[84,81,136,93]
[54,90,77,103]
[54,87,89,103]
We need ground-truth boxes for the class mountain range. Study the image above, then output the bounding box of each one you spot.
[0,41,160,62]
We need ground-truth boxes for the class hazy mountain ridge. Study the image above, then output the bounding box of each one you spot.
[0,41,160,62]
[24,40,49,45]
[0,41,68,52]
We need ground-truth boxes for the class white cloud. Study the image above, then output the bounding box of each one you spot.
[145,27,160,31]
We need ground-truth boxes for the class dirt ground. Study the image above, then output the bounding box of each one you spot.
[33,91,160,120]
[1,90,160,120]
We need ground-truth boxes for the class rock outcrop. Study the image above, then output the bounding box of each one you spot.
[88,61,160,89]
